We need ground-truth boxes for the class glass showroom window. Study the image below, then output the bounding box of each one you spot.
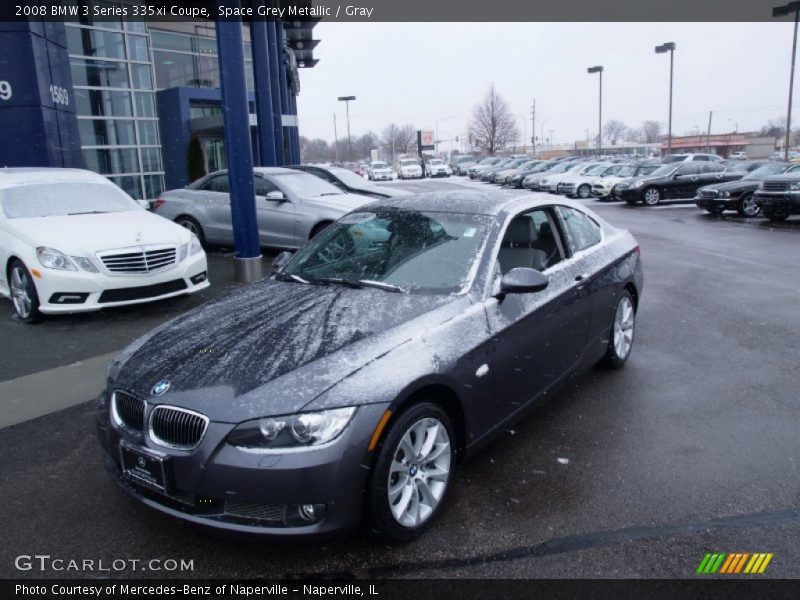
[66,12,164,201]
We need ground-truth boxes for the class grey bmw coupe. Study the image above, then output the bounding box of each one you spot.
[97,190,643,541]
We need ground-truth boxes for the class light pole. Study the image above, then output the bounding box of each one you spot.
[337,95,356,162]
[774,2,800,160]
[435,115,457,156]
[587,65,603,155]
[540,118,548,156]
[655,42,676,155]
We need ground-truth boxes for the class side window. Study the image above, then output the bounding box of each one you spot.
[204,175,229,193]
[694,155,709,161]
[497,208,565,274]
[556,206,602,254]
[705,163,724,173]
[254,176,279,196]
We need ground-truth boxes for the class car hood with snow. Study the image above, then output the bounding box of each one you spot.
[9,210,190,256]
[109,279,475,421]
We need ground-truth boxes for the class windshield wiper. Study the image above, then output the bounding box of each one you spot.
[319,192,344,196]
[68,211,108,215]
[308,277,405,293]
[274,272,310,284]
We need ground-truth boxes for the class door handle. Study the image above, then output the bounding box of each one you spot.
[575,273,589,282]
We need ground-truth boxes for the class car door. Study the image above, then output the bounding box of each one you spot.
[199,174,235,242]
[484,206,591,424]
[254,175,296,248]
[671,163,704,198]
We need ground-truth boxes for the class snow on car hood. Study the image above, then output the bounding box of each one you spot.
[112,279,460,419]
[9,210,189,255]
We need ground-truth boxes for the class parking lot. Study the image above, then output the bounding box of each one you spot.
[1,177,799,578]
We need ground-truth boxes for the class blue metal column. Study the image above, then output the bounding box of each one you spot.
[249,2,276,166]
[266,14,284,165]
[289,92,301,163]
[215,4,262,281]
[276,22,291,165]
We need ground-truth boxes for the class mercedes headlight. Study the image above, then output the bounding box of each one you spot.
[227,407,357,450]
[189,233,203,255]
[36,247,76,271]
[632,180,646,188]
[70,256,98,273]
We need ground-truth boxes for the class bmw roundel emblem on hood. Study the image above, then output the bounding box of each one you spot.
[151,380,171,396]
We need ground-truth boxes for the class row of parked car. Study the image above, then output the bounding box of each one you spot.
[460,153,800,221]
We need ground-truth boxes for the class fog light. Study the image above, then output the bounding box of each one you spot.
[287,503,326,525]
[190,272,207,284]
[300,504,317,521]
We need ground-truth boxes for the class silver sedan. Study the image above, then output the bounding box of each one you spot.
[156,168,375,249]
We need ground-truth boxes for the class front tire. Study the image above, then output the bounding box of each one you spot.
[8,259,41,323]
[763,207,789,222]
[643,187,661,206]
[599,291,635,369]
[737,193,760,217]
[367,402,455,542]
[577,184,591,199]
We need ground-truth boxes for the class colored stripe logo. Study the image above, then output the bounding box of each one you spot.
[696,553,773,574]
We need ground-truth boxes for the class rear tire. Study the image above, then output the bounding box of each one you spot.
[599,291,635,369]
[8,259,41,323]
[367,402,455,542]
[175,216,206,246]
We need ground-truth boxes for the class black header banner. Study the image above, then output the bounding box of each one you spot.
[2,0,790,23]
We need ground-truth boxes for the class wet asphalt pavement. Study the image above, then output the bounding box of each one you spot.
[1,178,799,579]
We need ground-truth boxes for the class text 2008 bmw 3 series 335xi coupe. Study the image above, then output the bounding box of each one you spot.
[96,190,643,541]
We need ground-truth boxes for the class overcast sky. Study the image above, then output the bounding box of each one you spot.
[296,22,795,150]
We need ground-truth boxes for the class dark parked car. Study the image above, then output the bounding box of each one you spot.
[507,160,556,188]
[289,165,410,199]
[615,162,727,206]
[97,191,643,541]
[755,170,800,221]
[695,162,798,216]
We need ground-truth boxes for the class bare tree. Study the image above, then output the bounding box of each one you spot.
[467,85,519,155]
[761,117,787,139]
[354,131,380,160]
[640,120,663,143]
[381,123,416,164]
[301,137,330,163]
[604,120,628,146]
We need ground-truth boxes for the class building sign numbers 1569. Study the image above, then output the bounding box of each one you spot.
[49,84,69,106]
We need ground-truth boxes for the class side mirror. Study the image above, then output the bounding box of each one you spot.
[672,173,681,179]
[498,267,549,295]
[266,190,287,202]
[271,250,294,272]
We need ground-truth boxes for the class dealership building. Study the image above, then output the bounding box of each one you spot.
[0,5,318,201]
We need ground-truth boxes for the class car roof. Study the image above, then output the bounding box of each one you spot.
[0,167,109,190]
[357,189,581,217]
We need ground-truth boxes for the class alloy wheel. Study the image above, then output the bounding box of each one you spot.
[643,188,661,206]
[578,184,591,198]
[178,219,200,236]
[10,267,32,319]
[613,296,635,360]
[387,417,452,528]
[739,194,759,217]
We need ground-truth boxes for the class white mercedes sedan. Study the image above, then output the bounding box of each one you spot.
[0,168,209,323]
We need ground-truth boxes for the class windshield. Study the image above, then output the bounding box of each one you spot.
[585,164,611,176]
[400,159,418,166]
[271,173,343,197]
[429,159,443,165]
[743,164,791,180]
[479,157,497,165]
[647,164,679,178]
[371,162,389,169]
[329,167,370,188]
[661,155,687,163]
[1,181,140,219]
[283,210,491,294]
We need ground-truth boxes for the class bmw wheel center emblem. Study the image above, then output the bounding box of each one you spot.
[151,380,171,396]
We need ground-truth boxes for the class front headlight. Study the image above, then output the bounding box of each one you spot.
[36,247,76,271]
[790,183,800,191]
[70,256,98,273]
[189,233,203,256]
[721,191,731,197]
[632,180,646,188]
[758,182,766,190]
[227,406,357,450]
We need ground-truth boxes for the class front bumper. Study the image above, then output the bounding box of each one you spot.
[755,192,800,212]
[32,253,209,314]
[429,170,449,178]
[372,173,393,180]
[96,392,390,538]
[616,187,643,202]
[694,195,738,211]
[592,185,613,198]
